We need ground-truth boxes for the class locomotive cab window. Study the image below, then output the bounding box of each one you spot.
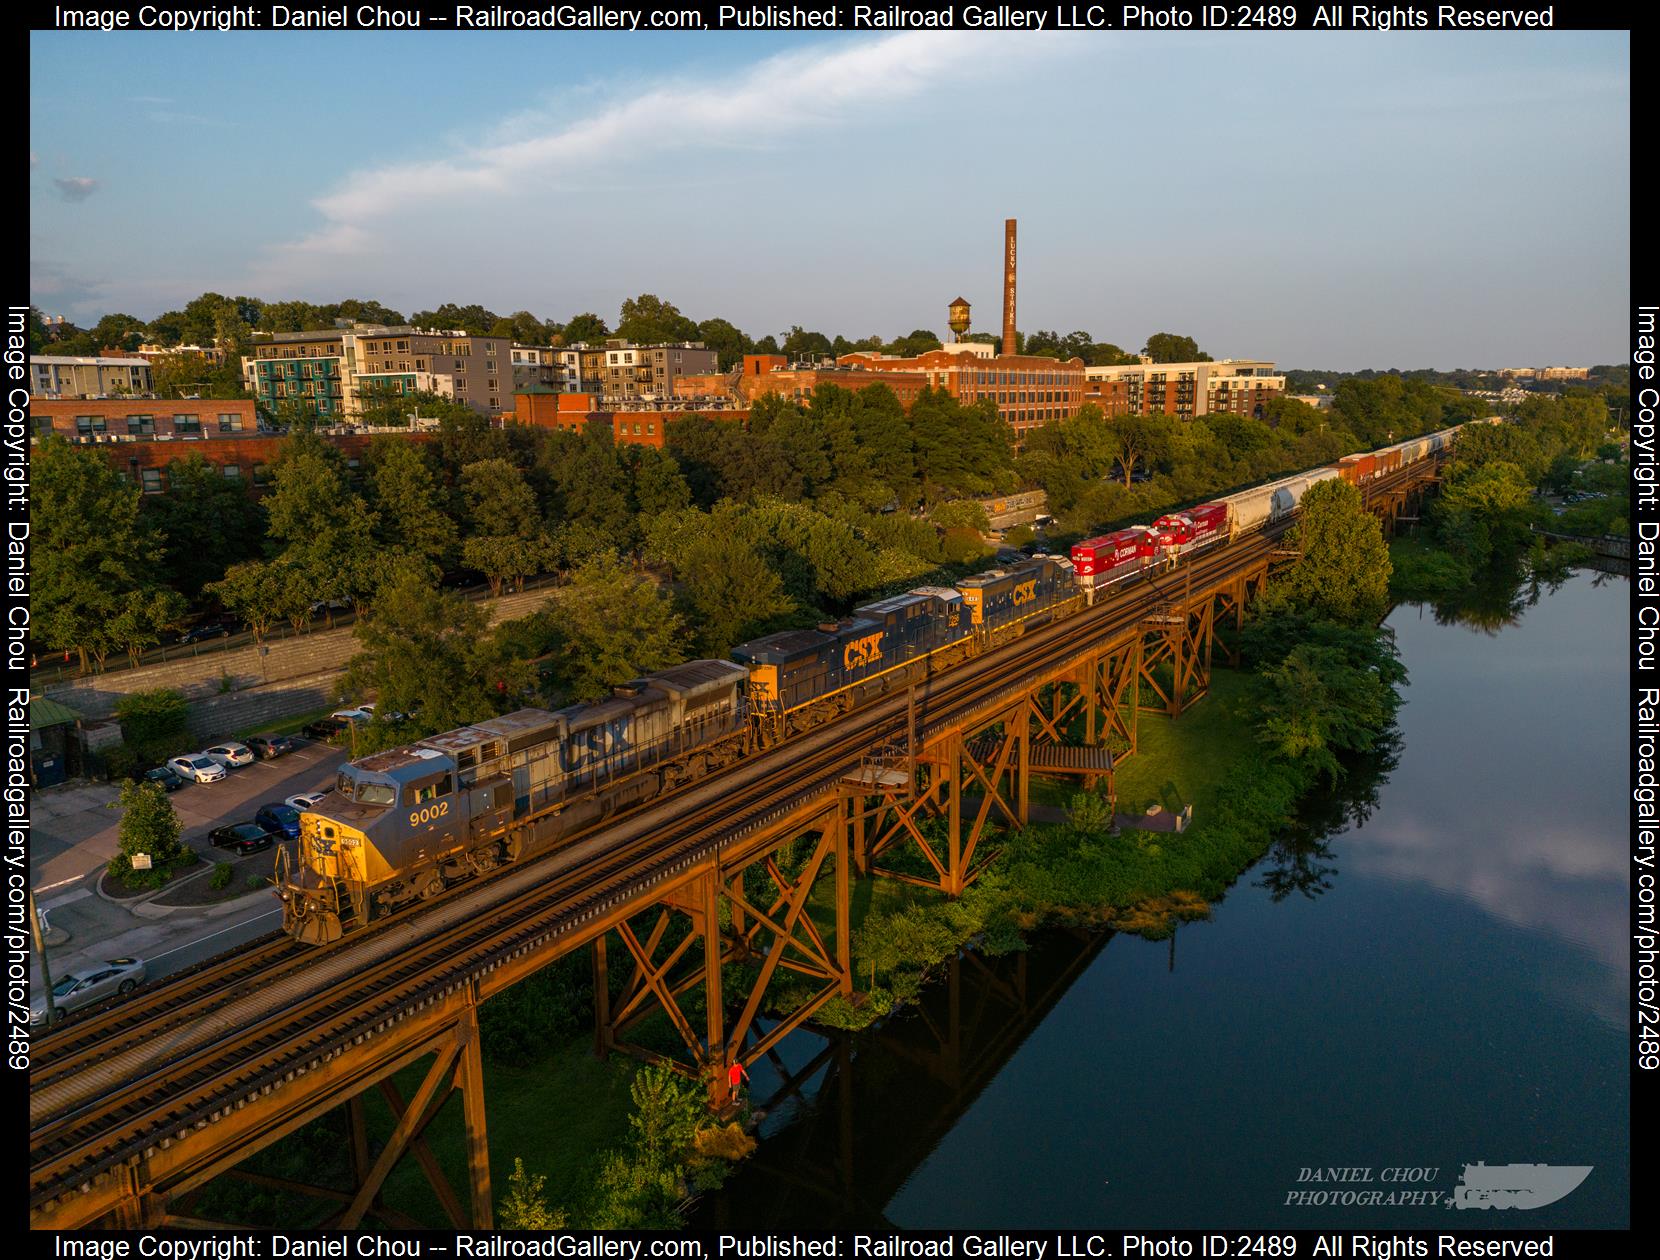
[411,775,452,803]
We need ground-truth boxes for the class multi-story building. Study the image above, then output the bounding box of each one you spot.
[242,330,349,421]
[243,325,511,422]
[582,339,719,405]
[30,356,154,399]
[510,345,560,394]
[672,357,930,410]
[838,341,1087,441]
[1082,359,1284,420]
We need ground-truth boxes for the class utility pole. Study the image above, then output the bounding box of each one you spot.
[30,891,57,1024]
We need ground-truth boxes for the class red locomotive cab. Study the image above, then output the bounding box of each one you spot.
[1070,535,1111,577]
[1150,514,1193,547]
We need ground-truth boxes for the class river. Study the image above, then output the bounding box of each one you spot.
[693,568,1630,1230]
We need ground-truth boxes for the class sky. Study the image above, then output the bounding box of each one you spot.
[29,29,1629,371]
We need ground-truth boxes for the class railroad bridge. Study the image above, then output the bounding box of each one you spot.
[26,458,1442,1230]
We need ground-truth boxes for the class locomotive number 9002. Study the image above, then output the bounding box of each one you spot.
[409,801,451,826]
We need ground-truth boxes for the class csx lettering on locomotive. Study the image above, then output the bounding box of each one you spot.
[843,633,883,670]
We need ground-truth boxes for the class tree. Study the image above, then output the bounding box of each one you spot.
[108,780,187,882]
[1274,479,1392,625]
[499,1159,567,1230]
[616,295,699,346]
[264,436,380,609]
[407,303,499,335]
[32,438,160,670]
[560,312,610,345]
[929,500,990,533]
[464,534,551,596]
[1141,332,1208,364]
[366,438,458,567]
[209,559,305,643]
[780,326,834,360]
[544,554,685,702]
[142,453,266,599]
[672,532,795,656]
[695,317,751,370]
[109,587,188,666]
[1103,414,1172,487]
[1254,643,1401,783]
[342,562,531,732]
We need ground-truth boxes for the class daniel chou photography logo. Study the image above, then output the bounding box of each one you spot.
[1283,1164,1593,1210]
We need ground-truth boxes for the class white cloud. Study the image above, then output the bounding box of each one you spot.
[253,33,1079,287]
[53,177,99,202]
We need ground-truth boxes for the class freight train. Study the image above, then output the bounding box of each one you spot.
[277,424,1476,943]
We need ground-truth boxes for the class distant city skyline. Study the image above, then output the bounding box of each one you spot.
[29,29,1629,370]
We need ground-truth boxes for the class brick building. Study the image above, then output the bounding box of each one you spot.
[511,389,748,449]
[673,358,930,410]
[837,342,1087,440]
[32,399,430,495]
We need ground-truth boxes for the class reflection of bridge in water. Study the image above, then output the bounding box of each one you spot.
[694,927,1114,1229]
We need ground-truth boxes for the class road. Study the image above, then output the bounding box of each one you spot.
[32,740,347,986]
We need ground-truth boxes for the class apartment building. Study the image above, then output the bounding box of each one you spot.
[1082,359,1285,419]
[30,356,154,399]
[242,325,510,421]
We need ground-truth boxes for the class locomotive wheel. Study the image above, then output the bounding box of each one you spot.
[419,872,444,900]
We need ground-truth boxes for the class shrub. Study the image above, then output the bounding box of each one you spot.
[211,863,233,890]
[114,689,189,763]
[102,744,140,782]
[106,780,186,883]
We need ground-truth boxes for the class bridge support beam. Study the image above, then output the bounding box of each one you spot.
[1138,588,1215,719]
[594,808,853,1109]
[850,701,1028,898]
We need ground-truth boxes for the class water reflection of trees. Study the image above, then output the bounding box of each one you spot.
[1254,727,1403,902]
[1417,552,1601,634]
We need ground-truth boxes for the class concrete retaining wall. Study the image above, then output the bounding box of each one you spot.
[46,586,555,739]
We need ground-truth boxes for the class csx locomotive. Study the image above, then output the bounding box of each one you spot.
[278,424,1477,943]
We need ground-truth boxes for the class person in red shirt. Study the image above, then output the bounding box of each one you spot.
[726,1060,749,1097]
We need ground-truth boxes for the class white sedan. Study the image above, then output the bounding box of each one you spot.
[285,792,326,812]
[167,754,227,784]
[204,741,255,769]
[330,708,373,724]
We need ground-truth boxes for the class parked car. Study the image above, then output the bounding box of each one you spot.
[208,821,281,855]
[246,735,297,760]
[285,792,326,812]
[254,802,302,841]
[330,708,373,724]
[301,716,351,743]
[143,765,187,793]
[30,957,147,1025]
[167,754,227,784]
[204,742,255,770]
[177,621,238,645]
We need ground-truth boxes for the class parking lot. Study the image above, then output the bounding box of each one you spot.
[32,739,349,988]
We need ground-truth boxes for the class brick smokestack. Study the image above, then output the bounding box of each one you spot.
[1002,218,1017,357]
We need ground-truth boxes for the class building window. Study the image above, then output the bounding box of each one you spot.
[222,465,241,480]
[218,413,243,432]
[174,415,202,435]
[140,468,164,494]
[252,463,272,485]
[129,415,156,435]
[74,415,107,436]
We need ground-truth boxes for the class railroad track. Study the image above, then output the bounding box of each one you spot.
[29,529,1287,1212]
